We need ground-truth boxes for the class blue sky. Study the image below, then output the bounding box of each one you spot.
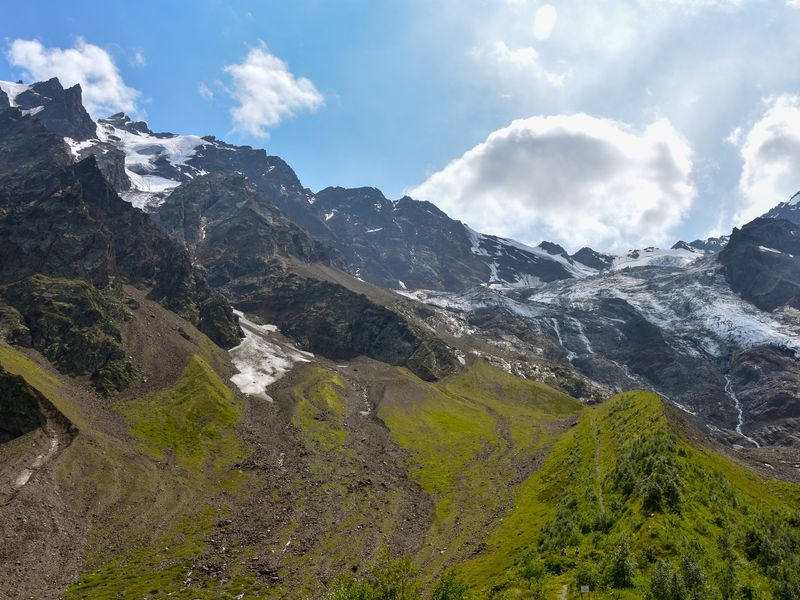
[3,0,800,251]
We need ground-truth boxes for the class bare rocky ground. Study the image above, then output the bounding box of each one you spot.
[204,357,435,596]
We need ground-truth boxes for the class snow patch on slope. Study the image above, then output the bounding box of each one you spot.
[610,247,700,271]
[96,119,205,197]
[229,310,312,401]
[0,80,31,106]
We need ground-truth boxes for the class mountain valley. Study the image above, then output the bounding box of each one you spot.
[1,76,800,599]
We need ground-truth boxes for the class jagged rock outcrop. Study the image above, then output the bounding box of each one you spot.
[720,217,800,311]
[1,276,137,394]
[572,247,614,270]
[314,186,489,290]
[12,78,97,141]
[154,172,332,283]
[0,108,73,208]
[0,366,46,443]
[0,109,242,390]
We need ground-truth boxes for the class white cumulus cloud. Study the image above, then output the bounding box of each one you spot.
[731,94,800,223]
[7,37,140,117]
[409,114,696,251]
[223,44,324,137]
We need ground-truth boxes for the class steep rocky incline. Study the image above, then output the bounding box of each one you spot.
[313,186,490,290]
[0,109,241,391]
[720,217,800,311]
[153,174,459,381]
[39,96,601,292]
[153,172,333,282]
[0,78,96,141]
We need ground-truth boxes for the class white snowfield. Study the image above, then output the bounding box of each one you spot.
[96,120,206,199]
[609,246,701,271]
[404,255,800,361]
[529,262,800,357]
[463,225,707,290]
[0,80,31,106]
[229,310,312,401]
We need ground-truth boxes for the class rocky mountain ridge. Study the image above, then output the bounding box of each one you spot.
[2,75,799,444]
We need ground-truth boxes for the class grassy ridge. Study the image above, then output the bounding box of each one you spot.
[7,341,800,599]
[462,391,800,599]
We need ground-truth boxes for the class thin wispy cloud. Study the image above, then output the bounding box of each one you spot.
[199,82,214,101]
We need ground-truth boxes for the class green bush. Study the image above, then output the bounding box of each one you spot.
[574,560,600,590]
[431,570,467,600]
[611,432,682,513]
[327,549,421,600]
[603,542,636,588]
[648,560,682,600]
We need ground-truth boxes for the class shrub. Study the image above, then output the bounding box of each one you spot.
[610,432,682,513]
[574,561,600,591]
[431,570,467,600]
[326,549,421,600]
[603,542,637,588]
[681,556,707,600]
[648,560,682,600]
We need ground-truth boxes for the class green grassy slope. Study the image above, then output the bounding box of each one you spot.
[5,341,800,600]
[379,360,583,580]
[67,354,262,599]
[457,390,800,599]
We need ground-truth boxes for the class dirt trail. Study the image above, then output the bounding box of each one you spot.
[561,583,568,599]
[590,414,605,513]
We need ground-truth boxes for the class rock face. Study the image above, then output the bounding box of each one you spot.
[8,78,97,140]
[153,172,332,283]
[313,186,489,290]
[154,174,459,380]
[730,346,800,445]
[0,109,242,391]
[233,271,459,381]
[0,108,74,207]
[572,247,615,270]
[1,276,138,394]
[0,366,46,442]
[720,217,800,311]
